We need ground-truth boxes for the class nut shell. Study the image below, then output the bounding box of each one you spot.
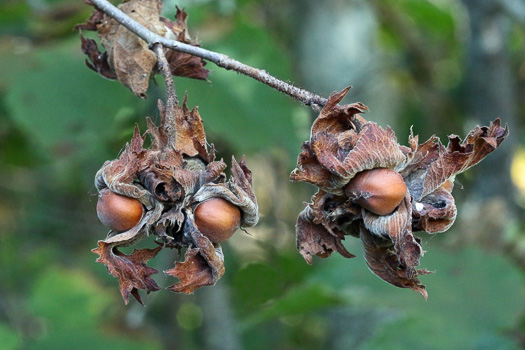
[194,198,241,243]
[344,168,407,216]
[97,189,144,232]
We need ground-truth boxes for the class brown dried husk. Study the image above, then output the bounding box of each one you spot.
[291,87,508,298]
[93,96,258,304]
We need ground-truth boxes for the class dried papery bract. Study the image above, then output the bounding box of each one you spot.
[93,97,258,304]
[76,0,208,98]
[290,87,508,298]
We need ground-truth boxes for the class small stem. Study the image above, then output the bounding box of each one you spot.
[88,0,328,110]
[152,43,178,145]
[152,43,178,106]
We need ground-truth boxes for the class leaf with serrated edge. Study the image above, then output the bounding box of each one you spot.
[92,242,161,305]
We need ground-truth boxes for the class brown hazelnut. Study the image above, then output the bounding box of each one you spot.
[194,198,241,243]
[344,168,407,216]
[97,188,144,232]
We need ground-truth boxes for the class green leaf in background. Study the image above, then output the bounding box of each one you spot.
[3,37,149,194]
[240,284,345,332]
[309,242,525,349]
[4,38,146,166]
[0,323,21,350]
[26,267,162,350]
[28,267,110,331]
[234,263,283,307]
[394,0,456,41]
[173,20,309,156]
[0,1,30,36]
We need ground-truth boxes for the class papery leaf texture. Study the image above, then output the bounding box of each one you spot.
[291,87,508,297]
[93,95,258,304]
[77,1,208,97]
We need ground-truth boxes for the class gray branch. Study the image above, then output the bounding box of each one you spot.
[152,43,178,146]
[89,0,329,110]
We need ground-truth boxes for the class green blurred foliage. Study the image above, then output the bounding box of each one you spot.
[165,19,309,156]
[309,244,525,349]
[0,323,21,350]
[0,0,524,349]
[25,268,162,350]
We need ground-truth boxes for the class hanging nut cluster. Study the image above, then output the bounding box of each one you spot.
[290,87,508,298]
[92,98,258,305]
[77,0,258,305]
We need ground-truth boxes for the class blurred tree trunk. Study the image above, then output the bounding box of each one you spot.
[454,0,522,252]
[196,281,242,350]
[462,0,518,202]
[288,0,401,128]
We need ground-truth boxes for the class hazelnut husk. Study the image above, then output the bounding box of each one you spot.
[97,188,144,232]
[194,198,241,243]
[344,168,407,216]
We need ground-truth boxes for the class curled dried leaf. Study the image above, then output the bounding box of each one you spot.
[360,227,430,299]
[296,190,355,263]
[92,242,161,305]
[401,119,508,200]
[412,187,457,234]
[163,8,209,81]
[77,1,208,97]
[165,216,225,294]
[80,35,116,79]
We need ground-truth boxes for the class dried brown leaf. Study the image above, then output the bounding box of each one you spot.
[89,0,164,98]
[92,241,162,305]
[165,216,225,294]
[75,1,104,31]
[77,1,208,97]
[403,119,508,200]
[360,226,430,299]
[174,97,208,158]
[165,49,209,81]
[290,141,340,190]
[161,7,209,80]
[79,35,116,79]
[296,191,355,263]
[362,195,422,269]
[165,248,215,294]
[309,87,368,137]
[413,186,457,233]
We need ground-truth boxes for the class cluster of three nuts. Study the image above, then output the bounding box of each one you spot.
[97,167,406,243]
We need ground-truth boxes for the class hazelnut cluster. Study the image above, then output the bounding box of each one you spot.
[93,99,258,304]
[291,87,508,298]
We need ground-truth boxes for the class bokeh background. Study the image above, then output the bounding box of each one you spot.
[1,0,525,349]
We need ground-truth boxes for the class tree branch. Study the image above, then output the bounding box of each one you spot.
[89,0,329,110]
[152,43,178,146]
